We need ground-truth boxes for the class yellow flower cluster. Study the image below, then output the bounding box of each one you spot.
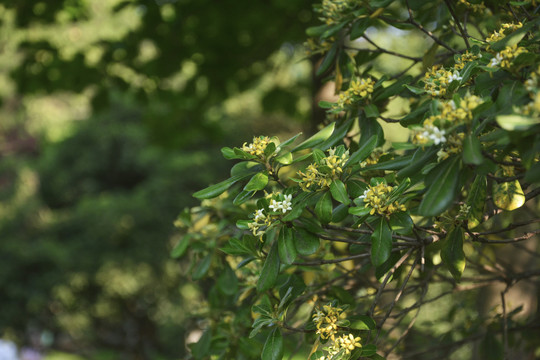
[488,44,527,69]
[334,78,375,108]
[457,0,486,12]
[486,22,522,45]
[328,334,362,356]
[454,50,480,70]
[318,0,354,25]
[423,65,462,97]
[297,148,349,191]
[437,133,465,162]
[312,304,344,340]
[413,96,481,147]
[359,183,406,217]
[242,136,271,157]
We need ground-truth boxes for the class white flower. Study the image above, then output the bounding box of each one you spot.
[447,71,463,83]
[358,189,370,202]
[281,195,293,213]
[268,200,279,212]
[254,209,265,221]
[489,53,503,67]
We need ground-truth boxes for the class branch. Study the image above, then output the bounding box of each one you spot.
[443,0,470,49]
[405,0,458,54]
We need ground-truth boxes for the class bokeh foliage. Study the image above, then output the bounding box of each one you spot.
[0,0,313,358]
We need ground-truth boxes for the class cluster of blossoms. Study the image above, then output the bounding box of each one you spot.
[423,65,462,97]
[334,78,375,108]
[413,96,482,147]
[358,183,406,217]
[454,50,480,70]
[485,22,523,46]
[436,132,465,162]
[242,136,272,158]
[313,305,362,359]
[312,304,344,340]
[488,44,527,69]
[297,147,350,191]
[247,193,292,238]
[316,0,355,25]
[413,124,446,146]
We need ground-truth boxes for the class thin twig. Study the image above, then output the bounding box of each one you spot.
[444,0,470,49]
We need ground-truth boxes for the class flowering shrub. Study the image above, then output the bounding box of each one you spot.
[175,1,540,359]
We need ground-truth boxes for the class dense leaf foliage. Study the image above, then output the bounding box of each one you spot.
[178,1,540,359]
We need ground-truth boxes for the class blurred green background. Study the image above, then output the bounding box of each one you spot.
[0,0,314,358]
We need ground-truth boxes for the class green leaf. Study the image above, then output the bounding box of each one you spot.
[293,122,336,152]
[190,329,211,359]
[321,20,348,39]
[171,234,190,258]
[257,242,280,292]
[418,156,461,217]
[319,100,335,109]
[193,174,248,199]
[364,104,379,119]
[295,228,320,256]
[316,42,338,76]
[493,180,525,211]
[306,24,331,37]
[346,135,377,168]
[261,328,283,360]
[349,206,371,217]
[404,84,426,95]
[244,172,269,191]
[359,116,385,147]
[278,227,297,265]
[496,114,540,131]
[279,275,306,309]
[389,212,413,235]
[462,134,483,165]
[318,117,354,151]
[441,227,466,281]
[361,344,378,357]
[275,152,293,165]
[362,154,413,171]
[330,179,350,205]
[233,190,256,205]
[466,175,486,229]
[371,217,392,267]
[315,191,333,224]
[350,315,376,330]
[350,17,370,40]
[192,253,212,280]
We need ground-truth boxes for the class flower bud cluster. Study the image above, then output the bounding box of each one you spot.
[488,44,527,69]
[312,304,344,340]
[423,66,462,97]
[437,133,465,162]
[247,193,293,238]
[486,22,522,46]
[242,136,271,157]
[317,0,355,25]
[523,66,540,117]
[334,78,375,109]
[358,183,406,217]
[297,147,350,191]
[457,0,486,12]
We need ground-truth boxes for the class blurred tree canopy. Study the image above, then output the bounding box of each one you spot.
[0,0,314,358]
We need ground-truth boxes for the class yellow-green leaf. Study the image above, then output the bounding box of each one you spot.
[493,180,525,211]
